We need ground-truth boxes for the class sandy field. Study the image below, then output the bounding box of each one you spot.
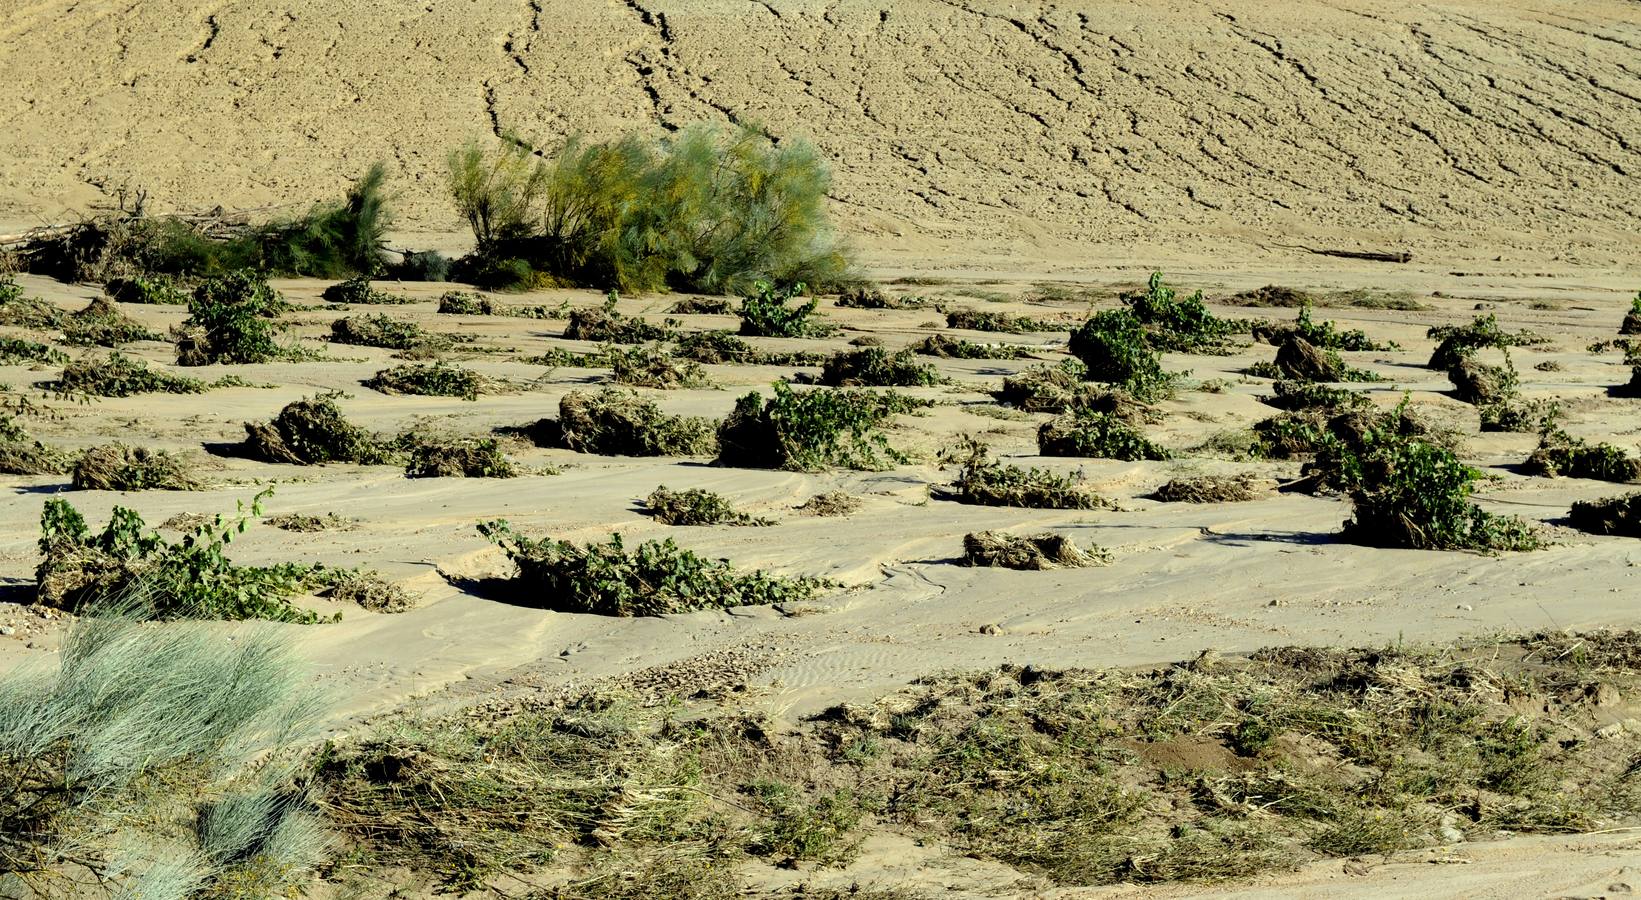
[2,0,1641,896]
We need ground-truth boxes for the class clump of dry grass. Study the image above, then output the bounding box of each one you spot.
[53,352,206,398]
[608,344,712,389]
[1568,491,1641,537]
[62,296,162,347]
[438,290,495,315]
[564,305,677,343]
[1523,429,1641,483]
[0,414,71,475]
[549,388,717,457]
[240,393,396,465]
[666,296,733,314]
[796,491,861,516]
[945,437,1112,510]
[911,334,1032,360]
[1151,473,1264,503]
[0,276,68,328]
[70,443,201,491]
[330,313,456,356]
[818,347,944,387]
[323,275,415,305]
[323,569,416,613]
[961,530,1110,570]
[264,512,353,532]
[997,361,1099,412]
[405,437,517,478]
[645,486,773,526]
[364,362,488,401]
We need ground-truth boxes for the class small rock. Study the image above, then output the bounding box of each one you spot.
[1596,721,1626,740]
[1456,604,1473,611]
[0,625,13,636]
[979,623,1002,635]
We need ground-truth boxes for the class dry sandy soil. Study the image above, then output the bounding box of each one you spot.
[3,0,1641,896]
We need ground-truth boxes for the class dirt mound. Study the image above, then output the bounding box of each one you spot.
[2,1,1637,265]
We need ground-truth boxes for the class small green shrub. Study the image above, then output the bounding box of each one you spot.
[745,782,865,865]
[1334,430,1540,551]
[608,343,711,389]
[438,290,495,315]
[36,491,332,621]
[716,381,918,471]
[71,443,200,491]
[364,362,485,400]
[962,530,1111,569]
[911,334,1032,359]
[1122,271,1239,352]
[818,347,944,387]
[478,521,826,615]
[240,392,396,465]
[1568,491,1641,537]
[322,275,414,305]
[406,437,516,478]
[0,334,67,365]
[1038,408,1171,461]
[1428,315,1547,369]
[1523,429,1641,483]
[1479,398,1558,434]
[670,330,827,366]
[739,281,835,337]
[552,388,717,456]
[644,486,772,526]
[62,296,162,347]
[1447,352,1518,406]
[998,360,1100,412]
[55,352,206,397]
[1621,293,1641,335]
[1259,380,1371,412]
[946,438,1112,509]
[944,307,1060,334]
[106,274,190,305]
[330,314,454,355]
[390,249,451,282]
[173,270,291,365]
[1068,310,1177,401]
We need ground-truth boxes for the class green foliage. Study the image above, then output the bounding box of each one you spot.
[552,388,717,457]
[819,347,943,387]
[405,437,516,478]
[716,381,918,471]
[671,329,826,366]
[1323,425,1540,551]
[1259,380,1371,412]
[1122,271,1239,352]
[944,307,1061,334]
[565,304,679,343]
[450,125,851,294]
[0,605,327,896]
[321,274,414,305]
[1427,314,1547,369]
[947,437,1111,509]
[667,296,734,314]
[835,287,929,310]
[174,270,290,365]
[0,334,67,365]
[0,415,71,475]
[1524,429,1641,483]
[1568,491,1641,537]
[56,352,206,397]
[644,486,772,526]
[0,278,67,329]
[1068,310,1177,401]
[240,392,397,465]
[364,362,485,400]
[738,281,835,337]
[62,296,162,347]
[106,274,190,305]
[1038,408,1171,461]
[35,491,333,621]
[71,443,200,491]
[745,782,864,865]
[1257,302,1395,351]
[478,521,826,615]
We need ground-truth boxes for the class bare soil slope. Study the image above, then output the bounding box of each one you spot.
[3,0,1639,266]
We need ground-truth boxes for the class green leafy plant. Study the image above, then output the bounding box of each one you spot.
[945,437,1111,509]
[478,521,826,615]
[818,347,944,387]
[911,334,1032,360]
[0,276,67,328]
[364,362,486,400]
[738,281,835,338]
[330,313,455,356]
[0,334,67,365]
[564,304,678,343]
[644,486,772,526]
[438,290,495,315]
[608,343,711,389]
[1122,271,1239,352]
[35,491,334,621]
[173,270,292,365]
[944,308,1061,334]
[1428,314,1548,369]
[1068,310,1178,401]
[1038,407,1171,461]
[1523,429,1641,483]
[1255,302,1395,352]
[716,381,919,471]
